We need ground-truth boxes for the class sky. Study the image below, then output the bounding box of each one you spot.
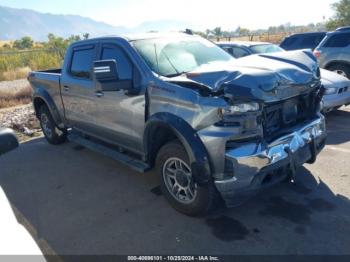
[0,0,336,30]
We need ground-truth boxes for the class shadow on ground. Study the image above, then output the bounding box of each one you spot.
[0,108,349,255]
[325,108,350,145]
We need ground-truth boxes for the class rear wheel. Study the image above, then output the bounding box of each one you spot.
[156,140,217,216]
[39,105,67,145]
[328,64,350,79]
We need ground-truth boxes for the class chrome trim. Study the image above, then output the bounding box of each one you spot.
[94,66,111,73]
[215,116,326,190]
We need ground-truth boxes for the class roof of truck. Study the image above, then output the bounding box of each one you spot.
[72,33,195,45]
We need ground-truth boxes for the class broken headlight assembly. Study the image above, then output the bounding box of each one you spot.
[216,102,262,128]
[218,102,260,117]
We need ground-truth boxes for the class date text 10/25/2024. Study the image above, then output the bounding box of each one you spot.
[127,256,220,261]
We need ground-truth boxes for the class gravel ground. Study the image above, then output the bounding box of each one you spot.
[0,79,41,141]
[0,104,41,141]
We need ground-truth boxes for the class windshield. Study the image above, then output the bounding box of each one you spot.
[132,36,233,77]
[250,44,284,54]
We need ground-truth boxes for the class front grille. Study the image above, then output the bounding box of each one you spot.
[263,89,321,141]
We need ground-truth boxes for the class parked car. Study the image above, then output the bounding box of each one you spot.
[314,27,350,79]
[0,128,18,155]
[280,32,326,51]
[0,129,43,257]
[28,33,326,215]
[217,41,284,58]
[217,41,350,112]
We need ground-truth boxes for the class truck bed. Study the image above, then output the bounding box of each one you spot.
[28,68,64,118]
[35,68,62,74]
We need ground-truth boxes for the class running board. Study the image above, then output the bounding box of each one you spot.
[68,133,151,173]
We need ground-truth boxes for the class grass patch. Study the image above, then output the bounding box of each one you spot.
[0,49,63,81]
[0,66,31,81]
[0,85,32,109]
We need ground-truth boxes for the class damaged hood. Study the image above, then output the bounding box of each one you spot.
[169,50,321,102]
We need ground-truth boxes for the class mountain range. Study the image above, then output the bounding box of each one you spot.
[0,5,192,41]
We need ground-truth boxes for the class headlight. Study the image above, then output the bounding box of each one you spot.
[324,87,337,95]
[219,102,260,116]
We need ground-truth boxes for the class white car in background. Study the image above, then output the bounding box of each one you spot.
[0,128,44,258]
[217,41,350,112]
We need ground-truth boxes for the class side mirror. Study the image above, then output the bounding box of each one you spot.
[93,60,134,92]
[0,128,19,156]
[93,60,119,82]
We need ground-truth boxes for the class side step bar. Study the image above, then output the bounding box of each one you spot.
[68,133,151,173]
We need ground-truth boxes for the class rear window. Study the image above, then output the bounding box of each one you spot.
[70,46,95,79]
[222,47,234,56]
[231,47,250,58]
[323,33,350,48]
[280,36,298,48]
[280,33,326,50]
[250,44,284,53]
[299,35,325,49]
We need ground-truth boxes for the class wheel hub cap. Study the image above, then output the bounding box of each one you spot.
[163,157,197,204]
[175,171,189,187]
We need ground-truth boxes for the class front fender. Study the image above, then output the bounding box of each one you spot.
[144,112,211,185]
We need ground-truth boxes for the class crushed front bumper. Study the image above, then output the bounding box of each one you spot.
[215,116,326,207]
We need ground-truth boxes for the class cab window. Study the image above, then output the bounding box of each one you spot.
[70,46,95,79]
[101,46,133,80]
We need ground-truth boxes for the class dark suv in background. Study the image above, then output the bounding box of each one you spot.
[280,32,326,51]
[314,27,350,79]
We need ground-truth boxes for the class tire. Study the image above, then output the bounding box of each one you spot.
[39,105,67,145]
[156,140,217,216]
[328,64,350,79]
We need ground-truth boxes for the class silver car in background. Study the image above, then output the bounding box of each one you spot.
[217,41,350,112]
[313,27,350,79]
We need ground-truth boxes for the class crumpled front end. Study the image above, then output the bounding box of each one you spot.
[163,49,326,206]
[213,115,326,206]
[189,51,326,206]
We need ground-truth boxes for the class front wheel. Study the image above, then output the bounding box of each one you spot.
[39,105,67,145]
[156,141,217,216]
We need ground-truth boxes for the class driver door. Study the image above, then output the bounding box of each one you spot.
[93,43,145,153]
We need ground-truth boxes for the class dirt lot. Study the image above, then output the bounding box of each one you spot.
[0,107,349,256]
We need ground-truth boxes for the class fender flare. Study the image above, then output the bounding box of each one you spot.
[144,112,211,185]
[32,87,64,128]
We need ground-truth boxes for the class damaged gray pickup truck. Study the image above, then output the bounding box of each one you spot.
[28,33,326,215]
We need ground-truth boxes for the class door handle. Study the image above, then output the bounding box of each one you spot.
[64,85,69,91]
[95,91,104,98]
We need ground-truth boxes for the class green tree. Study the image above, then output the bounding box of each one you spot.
[213,27,222,37]
[238,27,250,36]
[13,36,34,50]
[83,33,90,40]
[66,35,81,44]
[213,27,222,41]
[326,0,350,30]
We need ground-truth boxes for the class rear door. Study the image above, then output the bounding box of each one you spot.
[61,43,99,133]
[93,42,145,153]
